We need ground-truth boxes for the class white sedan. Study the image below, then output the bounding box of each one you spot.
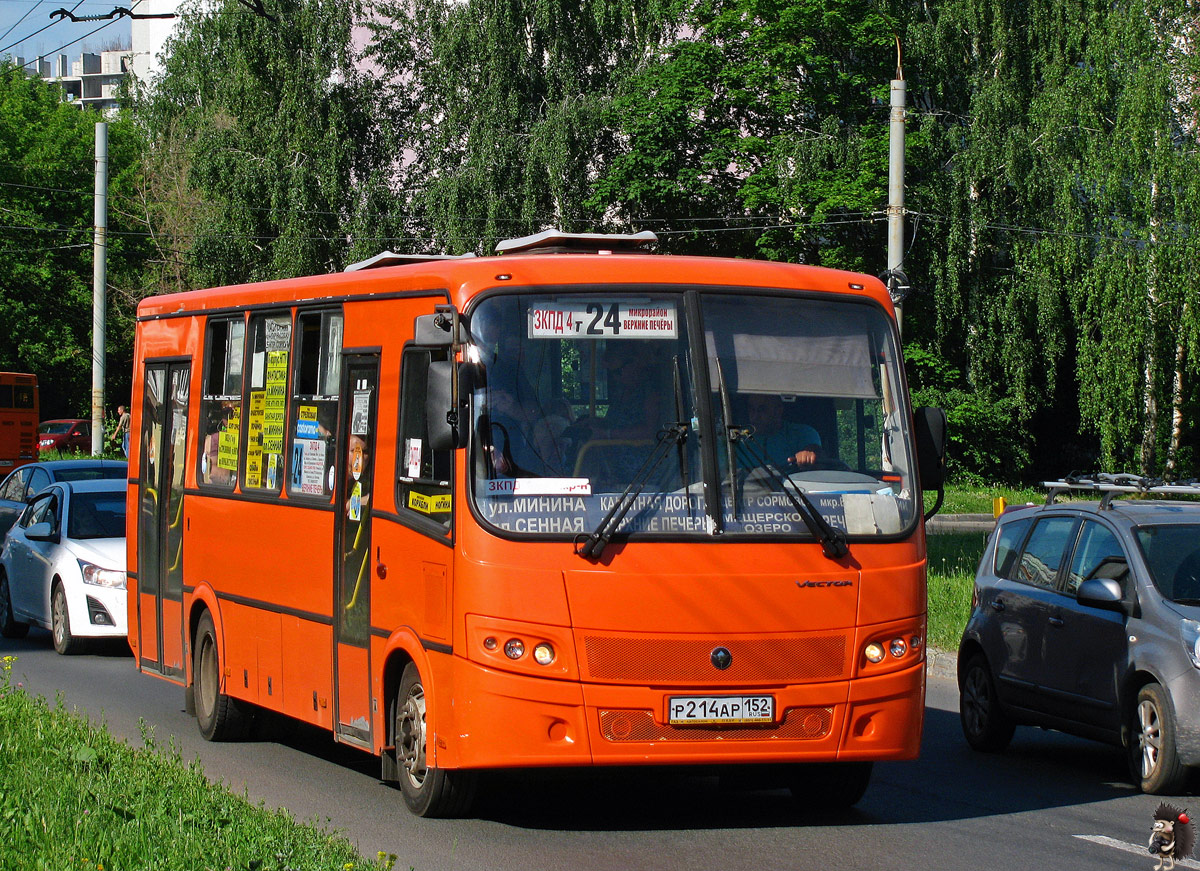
[0,477,127,654]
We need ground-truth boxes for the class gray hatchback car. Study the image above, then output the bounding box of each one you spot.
[959,475,1200,794]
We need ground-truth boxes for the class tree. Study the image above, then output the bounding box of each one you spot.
[367,0,678,253]
[0,63,147,418]
[134,0,387,289]
[592,0,905,266]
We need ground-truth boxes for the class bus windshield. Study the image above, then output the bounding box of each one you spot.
[468,290,916,539]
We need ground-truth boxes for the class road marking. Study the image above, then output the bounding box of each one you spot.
[1075,834,1200,868]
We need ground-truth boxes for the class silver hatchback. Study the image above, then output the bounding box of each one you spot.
[959,475,1200,794]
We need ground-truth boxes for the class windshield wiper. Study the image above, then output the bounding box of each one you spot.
[710,364,846,559]
[575,420,688,561]
[735,435,849,559]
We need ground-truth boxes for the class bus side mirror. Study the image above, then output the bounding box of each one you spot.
[914,405,947,491]
[426,361,474,451]
[414,306,462,347]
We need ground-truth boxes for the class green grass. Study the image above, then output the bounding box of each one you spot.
[0,657,398,871]
[940,483,1045,514]
[926,531,988,651]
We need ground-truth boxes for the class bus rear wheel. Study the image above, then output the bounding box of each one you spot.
[194,611,251,741]
[393,662,476,817]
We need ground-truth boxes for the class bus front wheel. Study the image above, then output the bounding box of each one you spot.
[393,662,477,817]
[194,611,251,741]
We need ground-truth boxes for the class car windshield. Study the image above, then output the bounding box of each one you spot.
[67,491,126,539]
[39,422,74,434]
[1135,523,1200,602]
[468,290,916,540]
[55,466,127,483]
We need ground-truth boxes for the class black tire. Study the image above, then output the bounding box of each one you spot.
[194,611,250,741]
[0,570,28,639]
[959,653,1015,752]
[788,762,873,808]
[1130,683,1188,794]
[393,662,477,817]
[51,583,79,655]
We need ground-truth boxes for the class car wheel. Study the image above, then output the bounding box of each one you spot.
[0,570,28,639]
[51,583,79,655]
[393,662,476,817]
[788,762,873,808]
[959,653,1015,752]
[193,611,251,741]
[1130,683,1188,794]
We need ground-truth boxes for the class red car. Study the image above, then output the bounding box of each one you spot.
[37,419,91,455]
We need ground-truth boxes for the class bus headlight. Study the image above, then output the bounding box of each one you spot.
[864,642,885,663]
[889,637,908,657]
[504,638,525,660]
[533,643,555,665]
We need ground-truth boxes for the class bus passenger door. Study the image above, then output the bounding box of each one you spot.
[136,362,190,680]
[333,355,378,747]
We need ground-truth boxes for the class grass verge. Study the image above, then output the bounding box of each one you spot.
[0,657,397,871]
[926,531,988,653]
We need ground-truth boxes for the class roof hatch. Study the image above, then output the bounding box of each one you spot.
[343,251,477,272]
[495,229,658,256]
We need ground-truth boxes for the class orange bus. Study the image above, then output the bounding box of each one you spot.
[127,231,946,817]
[0,372,39,473]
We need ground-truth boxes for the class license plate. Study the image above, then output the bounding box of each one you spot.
[667,695,775,725]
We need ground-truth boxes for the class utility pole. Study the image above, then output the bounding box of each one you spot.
[91,121,107,456]
[885,39,910,335]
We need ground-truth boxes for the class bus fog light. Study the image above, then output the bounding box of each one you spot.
[910,634,922,649]
[483,636,498,650]
[504,639,525,659]
[890,638,908,657]
[533,643,555,665]
[864,643,885,663]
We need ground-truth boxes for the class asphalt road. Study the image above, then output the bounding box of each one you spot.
[3,629,1195,871]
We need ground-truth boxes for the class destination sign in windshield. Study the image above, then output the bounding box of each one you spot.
[527,300,678,339]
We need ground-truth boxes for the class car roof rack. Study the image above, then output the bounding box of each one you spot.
[343,251,477,272]
[1044,473,1200,509]
[495,229,658,256]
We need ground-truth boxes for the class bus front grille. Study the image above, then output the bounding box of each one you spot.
[581,634,848,684]
[598,707,834,742]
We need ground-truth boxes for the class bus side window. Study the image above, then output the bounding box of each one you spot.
[397,347,452,533]
[242,312,293,494]
[199,316,245,490]
[287,310,342,500]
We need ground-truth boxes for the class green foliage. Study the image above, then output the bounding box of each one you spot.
[905,345,1031,482]
[0,656,397,871]
[0,64,148,417]
[135,0,386,287]
[926,532,986,650]
[592,0,903,265]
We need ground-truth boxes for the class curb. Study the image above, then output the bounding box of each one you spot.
[926,645,957,680]
[926,513,995,535]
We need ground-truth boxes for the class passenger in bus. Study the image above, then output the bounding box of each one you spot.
[595,341,669,439]
[483,376,570,477]
[745,393,822,470]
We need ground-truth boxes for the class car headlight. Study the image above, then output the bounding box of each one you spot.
[1181,619,1200,669]
[79,560,126,590]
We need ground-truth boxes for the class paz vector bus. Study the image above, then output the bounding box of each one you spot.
[126,230,947,817]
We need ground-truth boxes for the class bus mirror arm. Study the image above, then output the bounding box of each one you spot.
[414,305,463,348]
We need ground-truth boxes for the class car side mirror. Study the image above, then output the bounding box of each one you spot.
[1077,577,1125,613]
[25,521,58,543]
